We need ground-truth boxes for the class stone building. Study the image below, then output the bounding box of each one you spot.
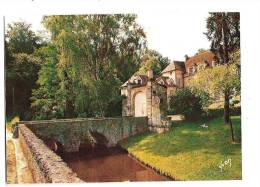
[121,51,216,132]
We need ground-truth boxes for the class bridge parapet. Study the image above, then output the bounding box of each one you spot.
[17,116,148,152]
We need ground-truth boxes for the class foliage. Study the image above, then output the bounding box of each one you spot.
[138,49,170,75]
[121,116,241,180]
[6,22,43,54]
[168,88,205,121]
[31,15,147,119]
[197,48,208,54]
[31,44,65,119]
[6,116,20,132]
[204,107,241,121]
[189,62,240,113]
[5,22,45,119]
[190,62,240,97]
[205,12,240,141]
[205,12,240,65]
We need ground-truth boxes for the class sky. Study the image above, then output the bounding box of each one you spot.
[5,11,210,61]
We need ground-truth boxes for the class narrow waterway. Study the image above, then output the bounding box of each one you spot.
[61,146,169,182]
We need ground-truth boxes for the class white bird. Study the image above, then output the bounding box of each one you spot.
[200,123,208,128]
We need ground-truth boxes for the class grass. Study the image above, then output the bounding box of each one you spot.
[6,140,17,184]
[6,116,20,132]
[121,116,241,180]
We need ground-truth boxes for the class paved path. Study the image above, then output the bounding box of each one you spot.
[6,129,34,183]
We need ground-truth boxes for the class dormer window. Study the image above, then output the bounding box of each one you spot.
[188,67,194,75]
[133,76,142,85]
[159,80,164,85]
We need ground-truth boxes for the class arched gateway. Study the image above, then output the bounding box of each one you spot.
[134,92,147,117]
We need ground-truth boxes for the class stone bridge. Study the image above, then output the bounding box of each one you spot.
[17,116,148,152]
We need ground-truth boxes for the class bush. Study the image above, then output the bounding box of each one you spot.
[203,107,241,120]
[168,88,204,121]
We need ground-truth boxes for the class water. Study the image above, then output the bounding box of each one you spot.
[61,146,170,182]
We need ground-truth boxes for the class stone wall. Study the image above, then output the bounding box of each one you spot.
[19,116,148,153]
[18,124,83,183]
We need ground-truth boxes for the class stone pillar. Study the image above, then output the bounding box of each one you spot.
[146,81,152,127]
[122,84,132,116]
[127,84,132,116]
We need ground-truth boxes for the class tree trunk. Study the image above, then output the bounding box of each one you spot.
[224,92,230,124]
[12,86,15,114]
[224,92,235,142]
[229,117,235,142]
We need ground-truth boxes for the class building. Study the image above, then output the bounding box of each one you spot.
[121,51,216,132]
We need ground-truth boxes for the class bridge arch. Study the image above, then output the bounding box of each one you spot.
[43,138,63,154]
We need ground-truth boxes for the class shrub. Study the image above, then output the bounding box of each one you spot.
[168,88,204,121]
[204,106,241,120]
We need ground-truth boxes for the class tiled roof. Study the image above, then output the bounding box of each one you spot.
[185,51,215,68]
[156,76,177,87]
[161,61,185,74]
[121,74,149,88]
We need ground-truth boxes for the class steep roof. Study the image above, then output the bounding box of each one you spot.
[121,74,148,88]
[185,51,215,68]
[156,76,177,87]
[161,61,185,74]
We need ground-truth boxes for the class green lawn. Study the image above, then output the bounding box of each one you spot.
[121,116,241,180]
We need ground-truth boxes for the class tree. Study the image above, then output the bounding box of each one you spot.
[205,12,240,125]
[197,48,207,54]
[31,44,65,119]
[189,58,240,141]
[205,12,240,65]
[5,22,44,119]
[168,88,204,121]
[31,15,147,119]
[138,49,170,75]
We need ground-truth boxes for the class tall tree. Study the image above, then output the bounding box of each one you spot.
[5,22,44,119]
[189,51,240,142]
[32,15,146,119]
[138,49,170,75]
[205,12,240,124]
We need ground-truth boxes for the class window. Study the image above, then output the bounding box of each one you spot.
[188,67,194,75]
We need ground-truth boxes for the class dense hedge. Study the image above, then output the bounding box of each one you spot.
[203,107,241,120]
[168,88,204,121]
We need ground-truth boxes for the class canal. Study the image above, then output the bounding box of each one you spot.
[60,146,170,182]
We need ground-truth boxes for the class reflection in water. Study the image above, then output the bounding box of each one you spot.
[61,146,169,182]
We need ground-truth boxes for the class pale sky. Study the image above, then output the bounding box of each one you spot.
[5,11,210,61]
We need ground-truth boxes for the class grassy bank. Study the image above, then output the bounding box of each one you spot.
[6,139,17,183]
[6,116,20,132]
[121,116,241,180]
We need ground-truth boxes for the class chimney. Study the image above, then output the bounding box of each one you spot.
[185,55,189,61]
[147,70,153,79]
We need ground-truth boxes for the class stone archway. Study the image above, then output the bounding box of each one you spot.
[134,92,147,117]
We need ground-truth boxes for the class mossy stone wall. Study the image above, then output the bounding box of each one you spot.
[19,116,148,152]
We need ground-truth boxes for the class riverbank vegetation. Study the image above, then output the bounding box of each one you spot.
[6,139,17,183]
[121,116,241,180]
[5,15,170,121]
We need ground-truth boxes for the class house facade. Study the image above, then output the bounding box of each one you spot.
[121,51,216,132]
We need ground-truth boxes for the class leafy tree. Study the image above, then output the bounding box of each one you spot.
[197,48,207,54]
[168,88,204,121]
[205,13,240,65]
[138,49,170,75]
[5,22,44,119]
[205,12,240,126]
[31,15,147,119]
[31,44,65,119]
[189,56,240,141]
